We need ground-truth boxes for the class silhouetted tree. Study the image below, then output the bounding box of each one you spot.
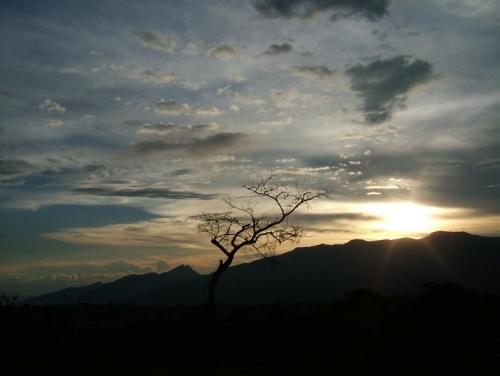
[194,176,324,310]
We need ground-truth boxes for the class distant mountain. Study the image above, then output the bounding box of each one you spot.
[26,231,500,305]
[26,265,204,305]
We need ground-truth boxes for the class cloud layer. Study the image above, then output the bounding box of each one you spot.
[253,0,391,20]
[132,31,177,53]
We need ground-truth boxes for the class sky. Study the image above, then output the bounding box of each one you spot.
[1,0,500,296]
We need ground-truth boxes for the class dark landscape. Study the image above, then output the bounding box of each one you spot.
[3,232,500,374]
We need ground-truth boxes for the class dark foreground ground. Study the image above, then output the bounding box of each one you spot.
[2,283,500,375]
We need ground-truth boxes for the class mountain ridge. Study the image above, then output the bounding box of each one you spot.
[25,231,500,305]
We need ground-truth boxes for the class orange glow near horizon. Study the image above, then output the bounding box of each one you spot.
[366,202,440,236]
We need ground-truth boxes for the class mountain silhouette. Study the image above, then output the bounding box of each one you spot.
[26,231,500,305]
[26,264,203,305]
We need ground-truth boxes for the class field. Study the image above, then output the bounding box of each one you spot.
[3,283,500,375]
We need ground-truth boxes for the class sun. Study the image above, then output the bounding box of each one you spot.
[366,202,439,236]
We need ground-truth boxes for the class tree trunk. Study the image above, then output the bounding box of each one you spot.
[204,254,233,313]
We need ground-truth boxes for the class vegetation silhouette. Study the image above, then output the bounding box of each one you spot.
[0,293,18,307]
[193,176,324,311]
[4,283,500,375]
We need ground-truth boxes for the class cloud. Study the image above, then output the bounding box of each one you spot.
[47,119,64,126]
[230,73,248,83]
[365,184,404,190]
[261,42,293,56]
[154,99,222,117]
[0,159,33,175]
[38,99,66,113]
[136,122,218,137]
[0,261,163,295]
[130,132,248,157]
[155,260,171,272]
[285,212,381,234]
[132,31,177,53]
[414,153,500,213]
[192,106,222,117]
[293,65,337,80]
[107,64,175,85]
[169,168,192,176]
[346,55,435,123]
[25,261,155,276]
[234,92,267,107]
[64,63,176,85]
[273,165,332,175]
[307,140,500,214]
[60,67,86,75]
[208,44,239,61]
[73,186,214,200]
[155,99,191,115]
[182,41,205,56]
[137,68,175,85]
[252,0,390,21]
[179,80,204,91]
[43,218,207,249]
[292,212,380,225]
[271,88,330,108]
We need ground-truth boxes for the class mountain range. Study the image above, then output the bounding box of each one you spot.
[26,231,500,305]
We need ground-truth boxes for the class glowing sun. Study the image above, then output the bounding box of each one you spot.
[366,202,439,236]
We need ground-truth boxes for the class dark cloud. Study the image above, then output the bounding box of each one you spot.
[130,132,248,157]
[39,163,104,177]
[294,65,336,80]
[136,122,218,137]
[132,31,177,53]
[208,44,238,61]
[190,132,247,154]
[252,0,390,21]
[414,155,500,214]
[0,159,33,175]
[130,141,169,156]
[169,168,192,176]
[261,43,294,56]
[154,100,191,115]
[346,55,434,123]
[292,212,380,224]
[74,186,214,200]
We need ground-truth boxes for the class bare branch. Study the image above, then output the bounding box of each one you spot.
[211,239,230,256]
[193,175,325,309]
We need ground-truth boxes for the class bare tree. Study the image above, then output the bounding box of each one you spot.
[194,176,325,310]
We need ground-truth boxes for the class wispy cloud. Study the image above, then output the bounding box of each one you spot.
[252,0,391,21]
[132,31,178,53]
[208,44,239,61]
[261,43,293,56]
